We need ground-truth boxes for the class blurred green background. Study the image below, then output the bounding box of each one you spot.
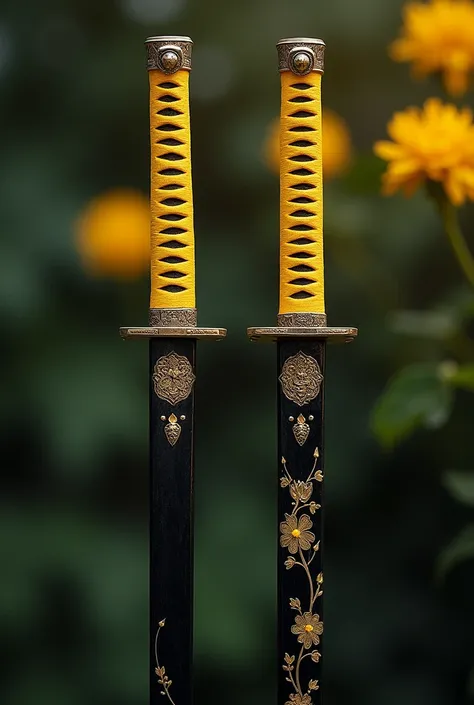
[2,0,474,704]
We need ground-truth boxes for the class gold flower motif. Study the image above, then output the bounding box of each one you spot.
[279,352,323,406]
[285,694,312,705]
[152,352,196,405]
[291,612,324,649]
[290,481,313,502]
[280,514,315,554]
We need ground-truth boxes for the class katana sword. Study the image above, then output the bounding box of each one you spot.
[120,36,226,705]
[248,38,357,705]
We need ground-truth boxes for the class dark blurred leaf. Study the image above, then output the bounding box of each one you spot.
[443,471,474,507]
[372,363,453,447]
[437,525,474,580]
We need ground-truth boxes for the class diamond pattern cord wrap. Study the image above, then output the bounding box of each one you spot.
[149,68,195,309]
[279,70,324,315]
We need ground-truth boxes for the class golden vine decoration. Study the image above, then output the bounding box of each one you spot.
[154,619,176,705]
[280,448,323,705]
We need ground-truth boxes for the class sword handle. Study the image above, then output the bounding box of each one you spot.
[277,38,326,318]
[146,36,195,312]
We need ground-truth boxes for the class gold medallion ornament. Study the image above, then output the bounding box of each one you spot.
[153,352,196,405]
[279,352,323,406]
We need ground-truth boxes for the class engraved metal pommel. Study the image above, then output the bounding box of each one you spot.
[277,37,325,75]
[146,35,193,73]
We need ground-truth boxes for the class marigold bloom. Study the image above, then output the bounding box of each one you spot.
[76,189,149,279]
[264,109,352,180]
[374,98,474,205]
[390,0,474,96]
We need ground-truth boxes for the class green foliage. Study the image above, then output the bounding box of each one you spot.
[444,470,474,507]
[450,363,474,392]
[437,525,474,581]
[372,363,453,446]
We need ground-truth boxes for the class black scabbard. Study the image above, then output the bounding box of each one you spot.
[278,339,326,704]
[150,338,196,705]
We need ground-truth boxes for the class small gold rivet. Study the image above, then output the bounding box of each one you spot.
[180,415,186,420]
[160,415,166,421]
[161,50,180,72]
[289,416,294,422]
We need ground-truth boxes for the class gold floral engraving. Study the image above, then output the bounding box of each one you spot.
[279,353,323,406]
[293,414,310,446]
[280,449,324,704]
[154,619,176,705]
[153,352,195,405]
[164,414,181,446]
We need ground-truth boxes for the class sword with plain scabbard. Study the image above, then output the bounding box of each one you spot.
[248,38,357,705]
[120,36,226,705]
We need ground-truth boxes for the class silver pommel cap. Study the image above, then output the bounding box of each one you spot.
[146,35,193,73]
[277,37,325,76]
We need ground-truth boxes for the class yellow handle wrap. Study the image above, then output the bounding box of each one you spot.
[149,69,195,309]
[279,70,324,315]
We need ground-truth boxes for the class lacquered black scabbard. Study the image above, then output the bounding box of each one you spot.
[150,338,196,705]
[278,340,325,704]
[120,32,227,705]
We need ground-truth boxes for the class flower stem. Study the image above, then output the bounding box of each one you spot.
[432,187,474,287]
[295,644,305,696]
[299,547,314,609]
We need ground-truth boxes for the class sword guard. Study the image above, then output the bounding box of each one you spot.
[247,325,357,343]
[120,326,226,340]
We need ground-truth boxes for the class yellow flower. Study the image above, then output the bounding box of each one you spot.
[390,0,474,96]
[76,189,149,278]
[264,109,352,180]
[374,98,474,205]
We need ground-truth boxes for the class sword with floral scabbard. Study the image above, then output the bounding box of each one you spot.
[248,38,357,705]
[120,36,226,705]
